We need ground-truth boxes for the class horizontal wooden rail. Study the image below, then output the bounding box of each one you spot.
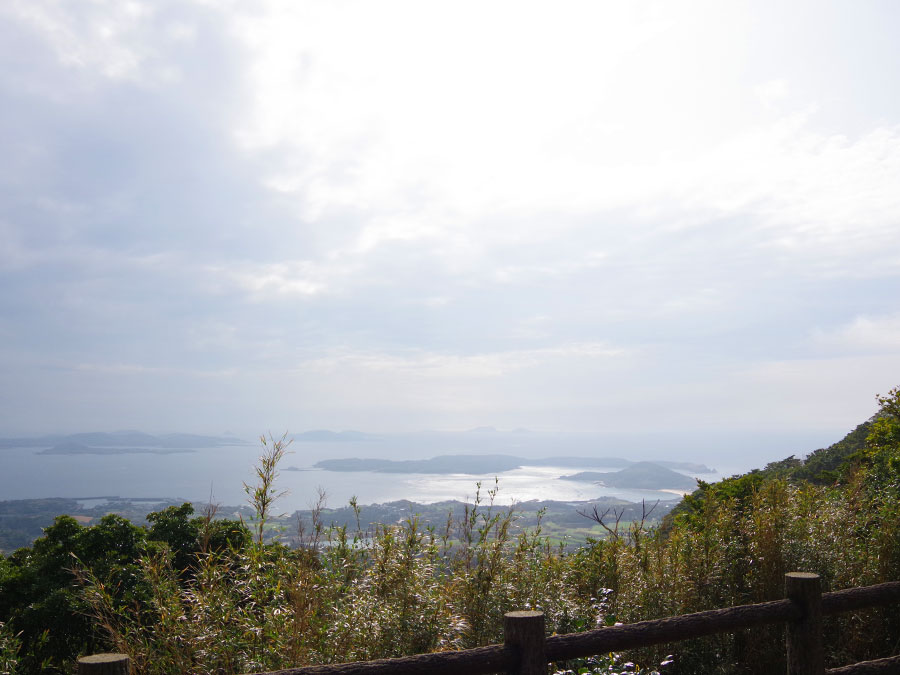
[259,645,514,675]
[546,598,800,660]
[821,581,900,616]
[826,655,900,674]
[81,575,900,675]
[253,600,804,675]
[250,579,900,675]
[256,601,804,675]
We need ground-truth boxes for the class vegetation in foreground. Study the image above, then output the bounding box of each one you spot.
[1,389,899,675]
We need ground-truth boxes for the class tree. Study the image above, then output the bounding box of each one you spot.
[0,515,147,672]
[146,502,250,574]
[858,387,900,491]
[147,503,200,574]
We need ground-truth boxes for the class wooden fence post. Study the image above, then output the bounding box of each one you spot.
[504,610,546,675]
[785,572,823,675]
[77,653,130,675]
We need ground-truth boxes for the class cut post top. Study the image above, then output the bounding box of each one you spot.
[505,610,545,619]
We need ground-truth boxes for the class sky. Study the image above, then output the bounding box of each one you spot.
[1,0,899,442]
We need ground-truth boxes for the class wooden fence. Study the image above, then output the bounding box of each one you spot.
[78,573,900,675]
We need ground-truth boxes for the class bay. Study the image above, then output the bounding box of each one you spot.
[0,428,831,512]
[1,444,712,512]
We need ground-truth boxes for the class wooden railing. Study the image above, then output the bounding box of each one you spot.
[78,573,900,675]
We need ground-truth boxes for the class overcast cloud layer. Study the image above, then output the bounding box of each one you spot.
[1,0,899,441]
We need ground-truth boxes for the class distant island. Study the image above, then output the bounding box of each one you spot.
[313,454,711,490]
[561,461,698,491]
[38,441,195,456]
[1,431,250,455]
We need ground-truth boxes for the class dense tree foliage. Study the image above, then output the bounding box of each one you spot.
[1,390,899,674]
[0,506,248,673]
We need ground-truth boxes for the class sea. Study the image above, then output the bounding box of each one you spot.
[0,429,837,513]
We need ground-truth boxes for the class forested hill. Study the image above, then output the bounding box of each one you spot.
[659,411,881,534]
[675,415,875,511]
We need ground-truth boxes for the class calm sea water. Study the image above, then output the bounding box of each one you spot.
[0,429,835,512]
[0,446,695,510]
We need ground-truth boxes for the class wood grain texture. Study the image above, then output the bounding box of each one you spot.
[822,582,900,616]
[77,653,130,675]
[826,654,900,674]
[786,572,824,675]
[258,645,512,675]
[545,599,799,660]
[504,611,546,675]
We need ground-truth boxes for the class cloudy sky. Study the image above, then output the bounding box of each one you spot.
[1,0,899,440]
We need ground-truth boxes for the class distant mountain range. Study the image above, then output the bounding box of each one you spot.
[316,454,525,474]
[290,430,381,442]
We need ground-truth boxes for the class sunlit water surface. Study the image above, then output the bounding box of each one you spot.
[0,429,833,512]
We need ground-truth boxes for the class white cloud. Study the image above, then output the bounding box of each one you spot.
[214,1,900,288]
[733,354,900,429]
[226,263,326,298]
[208,259,356,299]
[813,314,900,354]
[754,79,789,111]
[660,288,724,314]
[4,0,155,81]
[2,1,900,436]
[302,342,629,379]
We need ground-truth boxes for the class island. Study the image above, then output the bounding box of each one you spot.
[561,461,698,491]
[313,454,712,483]
[2,431,251,455]
[38,441,195,456]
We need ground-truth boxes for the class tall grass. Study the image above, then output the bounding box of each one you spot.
[0,621,20,675]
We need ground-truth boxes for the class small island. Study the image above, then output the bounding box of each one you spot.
[561,461,698,491]
[13,431,250,456]
[38,442,195,456]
